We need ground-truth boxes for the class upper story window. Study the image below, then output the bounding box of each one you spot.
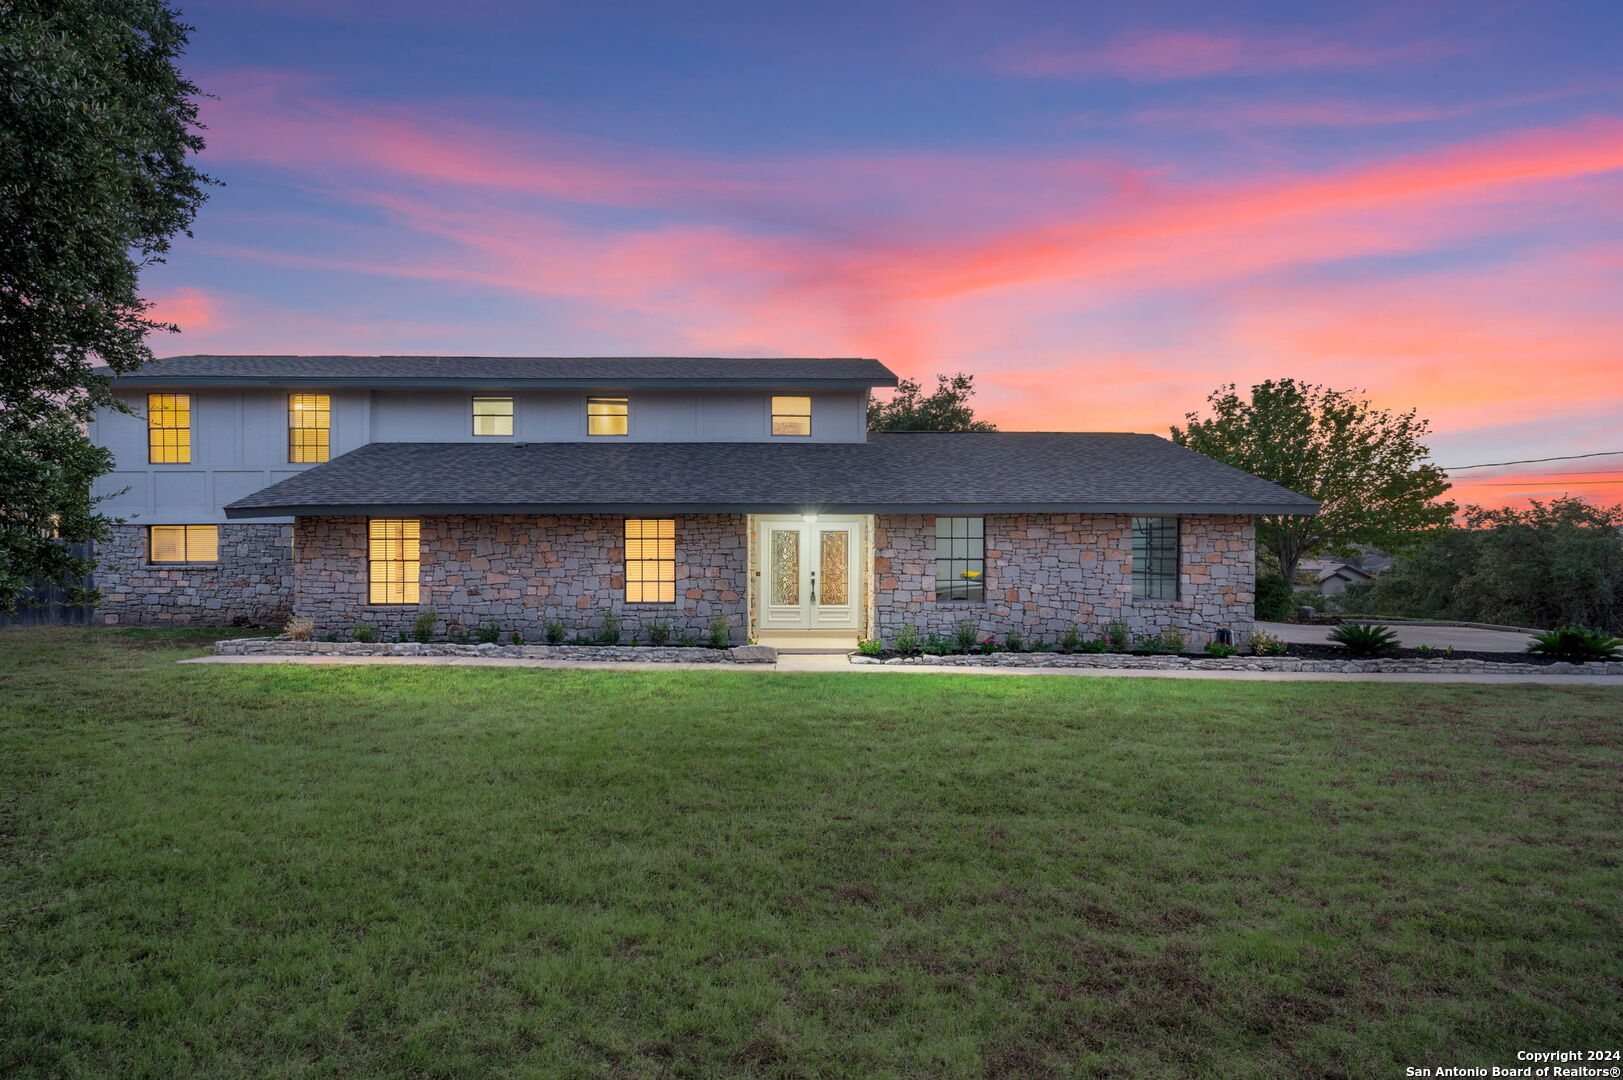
[587,397,628,437]
[149,524,217,563]
[935,517,985,602]
[288,394,331,463]
[1132,516,1179,600]
[368,518,420,605]
[147,394,190,463]
[472,396,514,436]
[771,395,812,436]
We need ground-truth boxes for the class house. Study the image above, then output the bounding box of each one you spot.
[89,355,1318,647]
[1299,549,1393,597]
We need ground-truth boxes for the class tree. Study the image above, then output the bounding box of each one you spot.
[868,372,997,432]
[1170,380,1455,583]
[0,0,213,612]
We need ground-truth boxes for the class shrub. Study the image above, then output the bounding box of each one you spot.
[1527,626,1623,662]
[1134,633,1179,655]
[1103,619,1130,650]
[678,631,700,647]
[1247,629,1288,656]
[476,621,502,645]
[544,618,567,645]
[351,623,377,643]
[646,618,671,646]
[856,638,884,657]
[1058,625,1081,652]
[978,637,1003,654]
[1003,628,1024,652]
[1413,644,1436,657]
[597,611,622,646]
[1030,639,1054,653]
[1254,571,1294,621]
[319,631,340,643]
[893,622,921,656]
[922,635,949,656]
[412,609,437,644]
[450,628,471,645]
[509,631,524,646]
[1328,622,1400,657]
[1077,639,1113,653]
[707,617,731,650]
[953,619,979,654]
[1162,627,1186,654]
[1204,641,1238,658]
[282,616,314,641]
[569,634,594,646]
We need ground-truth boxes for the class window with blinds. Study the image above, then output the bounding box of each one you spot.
[147,394,191,463]
[770,395,812,436]
[288,393,331,463]
[472,396,514,436]
[587,397,628,436]
[625,518,675,603]
[368,518,420,604]
[148,525,218,563]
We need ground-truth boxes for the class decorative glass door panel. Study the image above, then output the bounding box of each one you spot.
[770,528,800,606]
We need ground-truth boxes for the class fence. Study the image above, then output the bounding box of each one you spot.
[0,542,96,627]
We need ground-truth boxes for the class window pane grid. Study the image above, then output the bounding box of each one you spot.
[1132,516,1179,600]
[368,518,420,604]
[147,394,191,463]
[588,398,628,436]
[149,524,218,563]
[473,396,514,436]
[771,395,812,437]
[288,394,331,463]
[625,519,675,603]
[934,516,985,602]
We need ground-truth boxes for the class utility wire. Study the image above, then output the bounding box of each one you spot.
[1441,450,1623,471]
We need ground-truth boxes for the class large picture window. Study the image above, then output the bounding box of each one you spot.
[1132,516,1179,600]
[368,518,420,604]
[147,394,191,463]
[587,397,628,436]
[770,395,812,436]
[288,393,331,463]
[472,396,514,436]
[934,517,985,601]
[148,525,218,563]
[625,518,675,603]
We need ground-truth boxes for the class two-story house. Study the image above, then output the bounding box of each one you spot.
[90,355,1316,646]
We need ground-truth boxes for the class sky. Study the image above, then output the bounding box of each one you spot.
[146,0,1623,507]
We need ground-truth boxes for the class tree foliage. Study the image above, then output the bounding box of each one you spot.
[0,0,213,612]
[867,372,997,432]
[1345,499,1623,633]
[1170,380,1455,582]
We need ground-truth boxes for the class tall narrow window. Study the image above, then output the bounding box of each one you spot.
[288,393,331,463]
[935,517,985,601]
[771,395,812,436]
[147,393,191,463]
[1132,516,1179,600]
[148,525,218,563]
[625,518,675,603]
[587,397,628,436]
[472,396,514,436]
[368,518,420,604]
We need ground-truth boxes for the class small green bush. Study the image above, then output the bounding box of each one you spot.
[1077,639,1113,654]
[509,631,524,646]
[893,622,921,656]
[1103,619,1130,649]
[1003,628,1024,652]
[476,622,502,645]
[544,619,566,645]
[1328,622,1400,657]
[707,617,730,650]
[1134,633,1179,655]
[678,631,700,648]
[1204,641,1238,658]
[1255,571,1293,621]
[646,618,671,646]
[412,609,436,644]
[319,631,340,643]
[1527,626,1622,662]
[922,635,949,656]
[351,623,377,643]
[569,634,594,646]
[953,619,979,654]
[597,611,622,646]
[1247,629,1288,656]
[1162,628,1186,653]
[1030,639,1054,653]
[450,628,471,645]
[1058,626,1081,652]
[856,638,884,657]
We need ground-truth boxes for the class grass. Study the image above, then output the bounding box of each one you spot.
[2,627,1619,1079]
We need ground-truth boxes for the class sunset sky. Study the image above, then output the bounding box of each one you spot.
[148,0,1623,507]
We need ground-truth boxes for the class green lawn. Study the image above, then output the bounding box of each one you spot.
[2,629,1619,1079]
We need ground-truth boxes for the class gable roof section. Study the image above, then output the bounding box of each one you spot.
[224,432,1319,517]
[109,355,898,388]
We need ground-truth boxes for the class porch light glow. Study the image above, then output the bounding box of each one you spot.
[801,514,818,522]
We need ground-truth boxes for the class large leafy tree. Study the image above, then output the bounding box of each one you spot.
[1170,380,1455,583]
[0,0,213,612]
[867,372,998,432]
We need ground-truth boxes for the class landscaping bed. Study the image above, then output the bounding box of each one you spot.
[853,644,1623,675]
[215,637,777,663]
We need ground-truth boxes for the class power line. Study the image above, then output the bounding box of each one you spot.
[1442,450,1623,471]
[1464,479,1623,487]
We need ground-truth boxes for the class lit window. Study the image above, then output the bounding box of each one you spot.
[935,517,985,601]
[368,518,420,604]
[587,397,628,436]
[149,525,218,563]
[625,518,675,603]
[147,394,191,463]
[771,396,812,436]
[1132,516,1179,600]
[288,393,331,463]
[472,396,514,436]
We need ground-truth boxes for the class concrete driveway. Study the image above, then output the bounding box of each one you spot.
[1256,620,1537,652]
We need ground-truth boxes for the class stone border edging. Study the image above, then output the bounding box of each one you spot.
[214,638,777,663]
[850,652,1623,676]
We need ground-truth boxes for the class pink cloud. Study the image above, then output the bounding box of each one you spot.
[145,287,223,334]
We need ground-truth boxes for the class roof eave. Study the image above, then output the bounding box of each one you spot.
[109,375,899,390]
[226,500,1318,518]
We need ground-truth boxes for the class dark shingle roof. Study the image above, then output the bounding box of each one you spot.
[112,355,897,387]
[225,433,1317,517]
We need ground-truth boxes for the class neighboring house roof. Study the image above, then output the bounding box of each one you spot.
[104,354,899,389]
[224,432,1320,518]
[1298,557,1378,583]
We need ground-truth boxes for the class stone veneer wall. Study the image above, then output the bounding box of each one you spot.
[293,514,749,642]
[871,513,1254,647]
[96,523,294,626]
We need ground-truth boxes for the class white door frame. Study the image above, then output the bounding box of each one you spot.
[754,515,866,632]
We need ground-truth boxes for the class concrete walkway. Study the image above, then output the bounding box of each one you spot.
[180,653,1623,686]
[1257,620,1538,651]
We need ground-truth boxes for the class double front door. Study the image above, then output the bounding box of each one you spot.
[756,516,863,631]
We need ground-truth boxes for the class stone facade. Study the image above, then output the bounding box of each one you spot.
[871,513,1254,647]
[293,514,750,642]
[96,523,295,626]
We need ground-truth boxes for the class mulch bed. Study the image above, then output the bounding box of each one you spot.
[860,644,1571,666]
